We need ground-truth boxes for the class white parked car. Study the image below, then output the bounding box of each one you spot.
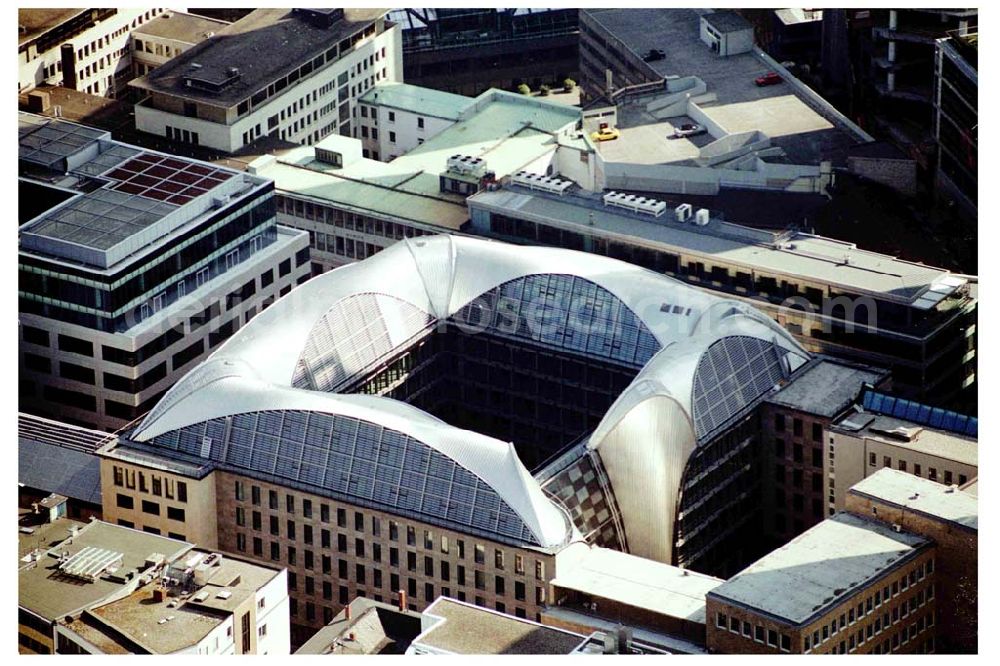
[670,123,707,139]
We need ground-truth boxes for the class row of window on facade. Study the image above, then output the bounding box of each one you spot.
[165,125,200,146]
[869,453,967,486]
[276,194,437,241]
[74,11,161,62]
[232,480,548,575]
[112,465,188,501]
[718,557,935,654]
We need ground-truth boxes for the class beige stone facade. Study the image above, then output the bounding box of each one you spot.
[99,453,565,646]
[707,547,938,654]
[830,427,977,513]
[100,456,218,548]
[847,489,976,653]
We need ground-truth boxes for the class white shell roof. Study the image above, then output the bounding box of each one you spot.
[131,235,808,553]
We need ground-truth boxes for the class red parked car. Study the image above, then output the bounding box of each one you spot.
[754,71,782,86]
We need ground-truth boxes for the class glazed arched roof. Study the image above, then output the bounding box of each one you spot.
[587,309,809,562]
[130,235,808,554]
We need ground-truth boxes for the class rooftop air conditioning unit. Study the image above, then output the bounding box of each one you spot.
[695,208,710,226]
[675,203,693,222]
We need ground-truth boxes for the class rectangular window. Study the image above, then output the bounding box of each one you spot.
[167,507,185,521]
[116,493,134,510]
[141,500,160,515]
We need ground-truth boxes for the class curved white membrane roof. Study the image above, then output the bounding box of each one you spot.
[131,236,808,553]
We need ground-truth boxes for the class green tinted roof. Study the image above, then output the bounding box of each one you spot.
[361,82,473,121]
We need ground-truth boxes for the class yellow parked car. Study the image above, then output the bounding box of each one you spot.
[590,127,621,142]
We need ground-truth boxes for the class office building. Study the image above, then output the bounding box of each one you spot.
[760,358,890,541]
[130,10,229,79]
[933,31,977,216]
[18,112,310,430]
[706,512,936,654]
[18,8,165,96]
[387,8,579,97]
[847,468,977,654]
[358,82,473,160]
[821,9,976,184]
[97,234,813,640]
[250,87,583,273]
[129,8,402,153]
[468,184,977,406]
[829,390,977,513]
[18,518,289,654]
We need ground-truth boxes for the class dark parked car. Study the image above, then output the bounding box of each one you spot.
[754,71,782,86]
[643,49,665,62]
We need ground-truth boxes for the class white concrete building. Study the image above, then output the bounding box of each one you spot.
[130,8,402,153]
[131,10,229,78]
[18,113,311,431]
[18,8,166,97]
[19,518,290,655]
[358,83,472,160]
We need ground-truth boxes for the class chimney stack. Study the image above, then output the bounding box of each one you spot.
[344,604,352,620]
[152,587,166,603]
[398,589,407,612]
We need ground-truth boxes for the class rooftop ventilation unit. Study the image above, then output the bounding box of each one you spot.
[695,208,710,226]
[603,191,667,217]
[511,171,573,195]
[674,203,693,222]
[446,154,487,179]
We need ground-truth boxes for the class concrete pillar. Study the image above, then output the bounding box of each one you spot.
[888,10,898,31]
[888,41,896,63]
[959,19,968,36]
[887,71,896,92]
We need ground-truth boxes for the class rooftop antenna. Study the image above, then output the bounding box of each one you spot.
[589,212,595,226]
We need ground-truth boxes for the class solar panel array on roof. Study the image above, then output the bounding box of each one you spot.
[18,116,105,168]
[103,154,232,205]
[861,390,978,438]
[452,274,661,368]
[148,409,540,546]
[692,335,787,441]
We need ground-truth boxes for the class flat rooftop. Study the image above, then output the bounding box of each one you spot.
[18,8,87,47]
[584,8,862,165]
[766,358,888,418]
[833,412,978,468]
[19,112,258,271]
[84,589,225,654]
[468,185,965,305]
[76,551,281,653]
[393,89,580,176]
[133,10,229,43]
[18,520,192,622]
[360,82,472,121]
[849,468,978,531]
[415,598,587,654]
[257,89,579,232]
[709,512,929,626]
[551,545,723,624]
[132,8,387,107]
